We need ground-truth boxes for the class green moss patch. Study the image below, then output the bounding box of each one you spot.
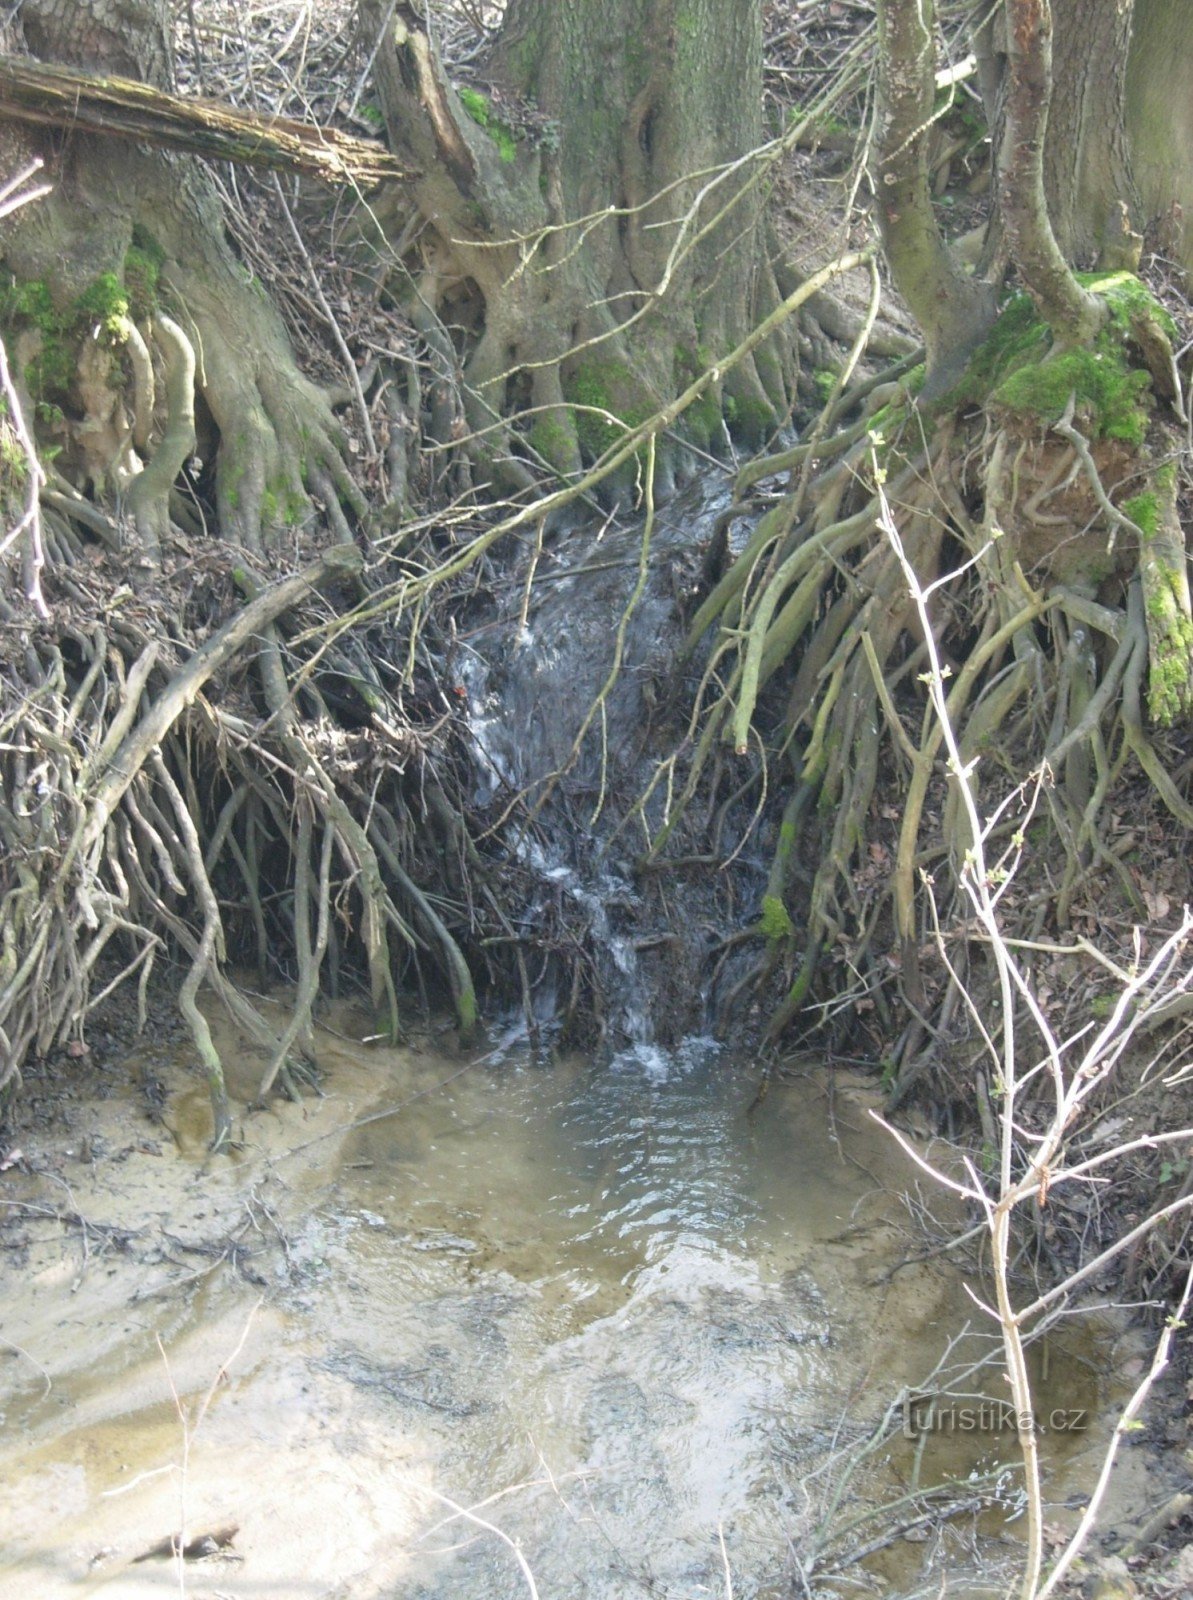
[527,414,575,473]
[1122,489,1160,540]
[564,358,654,460]
[1,265,143,401]
[75,272,130,335]
[0,425,28,493]
[813,368,839,405]
[123,237,163,320]
[458,86,518,163]
[727,394,775,448]
[758,894,794,942]
[947,273,1174,447]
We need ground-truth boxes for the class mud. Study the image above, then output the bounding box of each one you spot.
[0,1008,1161,1599]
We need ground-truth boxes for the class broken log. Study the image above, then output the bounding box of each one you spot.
[0,55,414,186]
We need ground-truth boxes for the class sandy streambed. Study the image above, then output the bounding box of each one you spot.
[0,1012,1157,1599]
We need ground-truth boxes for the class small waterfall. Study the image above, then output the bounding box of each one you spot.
[460,473,736,1060]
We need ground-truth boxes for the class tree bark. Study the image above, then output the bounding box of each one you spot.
[364,0,795,486]
[980,0,1193,275]
[998,0,1104,342]
[1126,0,1193,275]
[1046,0,1135,265]
[875,0,995,391]
[0,0,356,553]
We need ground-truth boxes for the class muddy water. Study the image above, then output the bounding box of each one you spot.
[0,1026,1140,1599]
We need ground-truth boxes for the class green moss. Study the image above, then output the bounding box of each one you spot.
[758,894,794,942]
[457,86,518,162]
[458,85,489,122]
[1148,629,1193,725]
[0,279,70,396]
[1123,490,1159,540]
[491,126,518,164]
[728,395,774,447]
[1,264,145,400]
[564,358,652,459]
[948,273,1173,446]
[528,414,575,472]
[256,475,304,527]
[122,244,161,320]
[1125,462,1177,547]
[75,272,129,335]
[1079,268,1176,338]
[813,368,839,404]
[672,345,724,443]
[685,388,722,444]
[3,278,54,328]
[0,428,28,486]
[994,348,1150,444]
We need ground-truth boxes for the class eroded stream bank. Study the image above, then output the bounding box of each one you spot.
[0,1013,1155,1600]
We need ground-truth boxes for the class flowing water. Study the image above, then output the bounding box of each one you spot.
[0,475,1156,1596]
[0,1018,1138,1600]
[457,471,740,1052]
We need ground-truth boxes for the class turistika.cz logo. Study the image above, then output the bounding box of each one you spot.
[902,1393,1088,1439]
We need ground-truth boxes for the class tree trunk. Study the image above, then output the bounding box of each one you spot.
[1126,0,1193,276]
[1046,0,1135,266]
[875,0,995,389]
[980,0,1193,275]
[365,0,795,492]
[0,0,356,554]
[998,0,1105,342]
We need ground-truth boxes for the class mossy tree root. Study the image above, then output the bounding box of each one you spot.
[1136,455,1193,725]
[658,342,1192,1078]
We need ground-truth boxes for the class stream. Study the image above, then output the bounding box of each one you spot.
[0,1018,1136,1600]
[0,475,1155,1597]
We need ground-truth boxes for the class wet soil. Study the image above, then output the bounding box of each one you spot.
[0,1004,1171,1599]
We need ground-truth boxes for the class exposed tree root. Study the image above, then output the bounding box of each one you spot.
[0,524,500,1144]
[647,335,1192,1100]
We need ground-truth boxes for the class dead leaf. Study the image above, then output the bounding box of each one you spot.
[1144,889,1171,922]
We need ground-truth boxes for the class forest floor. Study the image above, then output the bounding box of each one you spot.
[2,2,1193,1592]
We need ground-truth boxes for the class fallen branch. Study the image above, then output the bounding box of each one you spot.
[0,55,414,186]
